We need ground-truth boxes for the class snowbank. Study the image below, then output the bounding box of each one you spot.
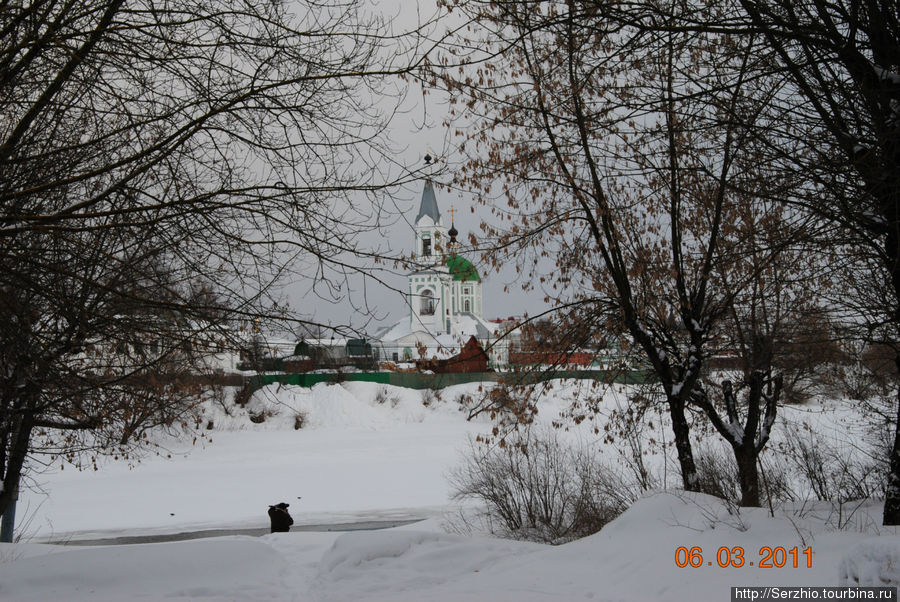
[840,536,900,587]
[3,492,898,601]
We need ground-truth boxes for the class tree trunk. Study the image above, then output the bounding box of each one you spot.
[734,444,761,507]
[0,413,33,530]
[695,374,776,508]
[884,369,900,524]
[882,239,900,524]
[0,486,17,543]
[668,395,699,491]
[877,98,900,523]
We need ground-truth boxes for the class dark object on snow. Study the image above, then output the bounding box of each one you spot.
[268,502,294,533]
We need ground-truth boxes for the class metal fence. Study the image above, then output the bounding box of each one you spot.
[245,368,651,392]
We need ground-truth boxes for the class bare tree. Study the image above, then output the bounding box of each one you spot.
[0,0,433,539]
[431,0,828,503]
[725,0,900,524]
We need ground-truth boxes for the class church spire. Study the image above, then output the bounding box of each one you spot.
[415,179,442,225]
[415,152,441,225]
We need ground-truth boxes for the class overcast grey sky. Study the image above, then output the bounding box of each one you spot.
[282,138,550,334]
[273,0,551,335]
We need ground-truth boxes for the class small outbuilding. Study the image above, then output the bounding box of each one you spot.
[416,336,489,373]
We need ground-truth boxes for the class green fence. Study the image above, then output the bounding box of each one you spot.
[246,369,651,393]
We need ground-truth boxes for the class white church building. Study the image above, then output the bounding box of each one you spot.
[375,179,505,364]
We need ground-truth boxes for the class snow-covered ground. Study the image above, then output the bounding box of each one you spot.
[1,380,899,601]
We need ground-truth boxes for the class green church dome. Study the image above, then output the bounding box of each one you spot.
[445,255,481,282]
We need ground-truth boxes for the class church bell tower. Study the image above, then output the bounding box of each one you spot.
[407,154,484,337]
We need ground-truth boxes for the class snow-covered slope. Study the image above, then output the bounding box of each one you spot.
[1,380,898,601]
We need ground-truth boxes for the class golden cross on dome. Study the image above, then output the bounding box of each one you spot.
[449,205,457,222]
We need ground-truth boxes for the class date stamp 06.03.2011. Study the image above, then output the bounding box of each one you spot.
[676,546,813,569]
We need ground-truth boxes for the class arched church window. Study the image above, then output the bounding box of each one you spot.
[422,235,431,257]
[421,289,435,315]
[464,299,471,312]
